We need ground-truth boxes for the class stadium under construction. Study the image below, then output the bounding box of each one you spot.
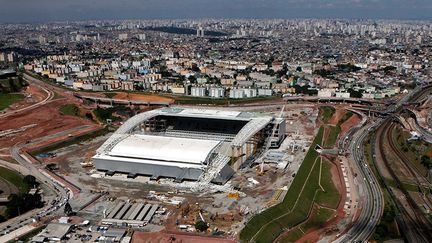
[93,107,286,185]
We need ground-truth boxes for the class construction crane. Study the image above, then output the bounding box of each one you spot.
[257,105,285,176]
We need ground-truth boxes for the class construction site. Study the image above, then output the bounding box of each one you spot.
[0,72,362,242]
[27,102,325,239]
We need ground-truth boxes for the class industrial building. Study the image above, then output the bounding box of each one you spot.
[93,107,286,184]
[102,201,159,227]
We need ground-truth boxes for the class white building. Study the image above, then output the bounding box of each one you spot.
[317,89,335,98]
[258,89,273,96]
[209,87,225,98]
[335,92,350,98]
[119,34,128,40]
[191,87,206,97]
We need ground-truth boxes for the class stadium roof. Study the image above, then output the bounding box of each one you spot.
[96,107,275,155]
[109,134,220,164]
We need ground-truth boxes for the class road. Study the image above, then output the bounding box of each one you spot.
[0,73,54,119]
[335,85,428,242]
[0,123,94,237]
[334,120,383,243]
[0,75,72,238]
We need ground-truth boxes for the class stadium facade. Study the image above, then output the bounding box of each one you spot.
[93,107,286,184]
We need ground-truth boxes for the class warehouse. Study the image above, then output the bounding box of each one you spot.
[93,107,285,184]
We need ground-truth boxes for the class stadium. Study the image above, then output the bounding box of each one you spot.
[93,107,286,184]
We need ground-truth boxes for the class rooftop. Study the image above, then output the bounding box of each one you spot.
[108,134,221,164]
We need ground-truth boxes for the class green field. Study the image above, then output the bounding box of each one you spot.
[279,207,335,243]
[59,104,80,116]
[240,127,325,242]
[315,160,340,208]
[0,93,24,111]
[240,115,344,243]
[337,111,353,126]
[0,166,28,193]
[320,106,335,122]
[325,125,341,149]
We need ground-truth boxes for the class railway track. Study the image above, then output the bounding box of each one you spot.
[388,122,432,206]
[376,120,432,242]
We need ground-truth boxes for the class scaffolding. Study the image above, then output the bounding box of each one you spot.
[195,153,230,190]
[230,117,273,147]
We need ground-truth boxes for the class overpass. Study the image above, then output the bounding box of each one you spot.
[74,94,172,106]
[283,96,381,105]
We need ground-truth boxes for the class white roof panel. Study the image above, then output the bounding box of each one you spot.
[109,134,220,164]
[94,154,205,169]
[178,108,241,118]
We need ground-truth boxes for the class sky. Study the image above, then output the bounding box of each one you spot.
[0,0,431,23]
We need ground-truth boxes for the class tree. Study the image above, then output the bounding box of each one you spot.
[6,193,44,218]
[64,202,73,216]
[347,88,362,98]
[195,220,209,232]
[23,175,38,189]
[421,155,432,169]
[191,63,200,72]
[188,75,197,83]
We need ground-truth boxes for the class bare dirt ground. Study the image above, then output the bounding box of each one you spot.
[0,99,98,151]
[328,109,345,126]
[0,79,101,162]
[132,231,237,243]
[113,92,174,103]
[340,113,361,136]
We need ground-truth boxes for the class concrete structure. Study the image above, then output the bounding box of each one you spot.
[33,223,72,242]
[102,201,159,227]
[93,107,286,184]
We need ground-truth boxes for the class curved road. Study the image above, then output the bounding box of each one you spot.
[334,120,383,243]
[0,73,54,119]
[335,85,427,242]
[0,74,70,238]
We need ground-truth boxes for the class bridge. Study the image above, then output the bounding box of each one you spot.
[74,94,172,106]
[283,96,381,105]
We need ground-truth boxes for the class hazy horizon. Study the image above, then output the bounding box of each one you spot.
[0,0,431,23]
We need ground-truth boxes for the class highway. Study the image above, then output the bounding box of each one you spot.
[282,95,380,105]
[335,85,427,242]
[334,120,383,243]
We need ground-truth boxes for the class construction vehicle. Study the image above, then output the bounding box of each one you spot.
[80,158,93,168]
[257,105,285,176]
[227,191,240,200]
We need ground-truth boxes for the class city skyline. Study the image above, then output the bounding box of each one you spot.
[0,0,431,23]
